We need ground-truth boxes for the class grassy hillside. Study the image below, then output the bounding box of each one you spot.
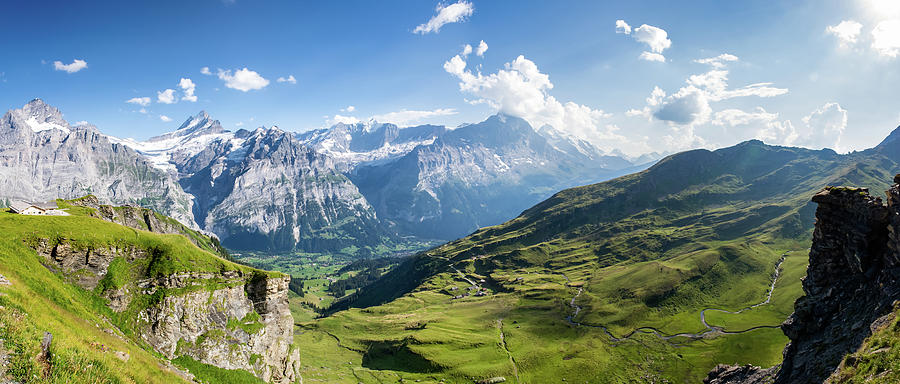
[302,140,899,383]
[0,202,280,383]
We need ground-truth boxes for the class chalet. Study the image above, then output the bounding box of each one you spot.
[8,201,68,216]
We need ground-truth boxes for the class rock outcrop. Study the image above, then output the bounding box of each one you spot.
[706,177,900,384]
[0,99,196,227]
[30,237,300,383]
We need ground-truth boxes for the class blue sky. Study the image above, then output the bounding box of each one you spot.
[1,0,899,155]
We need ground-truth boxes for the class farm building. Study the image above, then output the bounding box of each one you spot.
[8,201,68,216]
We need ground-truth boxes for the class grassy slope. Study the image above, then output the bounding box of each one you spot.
[300,141,898,383]
[0,204,279,383]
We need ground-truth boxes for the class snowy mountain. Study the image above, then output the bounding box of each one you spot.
[1,101,655,254]
[349,114,647,240]
[0,99,196,225]
[111,112,392,252]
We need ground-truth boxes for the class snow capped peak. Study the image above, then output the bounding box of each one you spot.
[11,99,70,134]
[148,110,224,142]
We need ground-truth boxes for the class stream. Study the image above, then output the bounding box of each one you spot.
[564,252,790,343]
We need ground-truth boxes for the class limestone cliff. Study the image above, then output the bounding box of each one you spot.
[30,237,300,383]
[706,176,900,384]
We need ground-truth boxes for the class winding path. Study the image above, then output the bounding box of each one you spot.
[564,252,790,343]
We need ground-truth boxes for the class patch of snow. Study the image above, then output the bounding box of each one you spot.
[24,117,70,134]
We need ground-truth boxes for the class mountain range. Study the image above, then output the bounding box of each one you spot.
[0,99,647,254]
[315,125,900,382]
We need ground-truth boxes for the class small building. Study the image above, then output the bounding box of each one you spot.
[9,200,68,216]
[10,201,46,215]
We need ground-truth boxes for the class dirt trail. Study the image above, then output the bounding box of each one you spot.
[564,252,790,343]
[497,319,520,383]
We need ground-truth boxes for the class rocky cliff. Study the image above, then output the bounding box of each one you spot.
[0,99,196,227]
[29,236,300,383]
[706,176,900,384]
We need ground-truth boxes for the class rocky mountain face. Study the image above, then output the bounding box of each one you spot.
[0,99,196,226]
[25,220,299,383]
[706,176,900,384]
[348,114,641,240]
[2,100,643,254]
[113,112,390,252]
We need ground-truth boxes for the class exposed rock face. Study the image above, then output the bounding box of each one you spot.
[178,126,388,252]
[65,195,227,255]
[351,114,640,240]
[706,179,900,384]
[704,365,778,384]
[140,273,299,383]
[0,99,196,227]
[30,238,300,383]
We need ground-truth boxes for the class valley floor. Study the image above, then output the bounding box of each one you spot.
[285,244,809,383]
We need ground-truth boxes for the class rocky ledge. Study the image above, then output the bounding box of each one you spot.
[706,176,900,384]
[30,238,299,383]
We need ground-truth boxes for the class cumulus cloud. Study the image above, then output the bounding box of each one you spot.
[341,105,356,112]
[217,68,270,91]
[371,108,457,126]
[797,102,847,150]
[616,20,672,61]
[827,20,863,47]
[639,52,666,62]
[179,78,197,102]
[53,59,88,73]
[327,114,361,125]
[277,75,297,84]
[476,40,488,56]
[622,54,791,150]
[872,19,900,57]
[443,53,628,151]
[615,19,632,34]
[200,67,212,75]
[462,44,473,57]
[160,115,173,122]
[157,89,176,104]
[413,0,474,34]
[126,97,151,106]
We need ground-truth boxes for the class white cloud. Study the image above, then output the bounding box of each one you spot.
[217,68,270,91]
[160,115,172,122]
[615,19,632,34]
[413,0,474,34]
[712,107,779,126]
[694,53,738,68]
[632,24,672,53]
[639,52,666,62]
[462,44,473,57]
[179,78,197,102]
[200,67,212,75]
[476,40,488,56]
[53,59,88,73]
[74,120,89,126]
[139,108,148,114]
[341,105,356,112]
[371,108,457,126]
[327,114,360,125]
[443,53,627,151]
[157,89,176,104]
[641,56,788,126]
[872,19,900,57]
[616,21,672,61]
[797,102,847,150]
[126,97,151,106]
[827,20,863,47]
[277,75,297,84]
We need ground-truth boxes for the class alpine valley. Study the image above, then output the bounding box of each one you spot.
[3,94,900,383]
